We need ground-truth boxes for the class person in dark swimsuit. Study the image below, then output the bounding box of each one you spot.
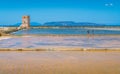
[87,30,90,34]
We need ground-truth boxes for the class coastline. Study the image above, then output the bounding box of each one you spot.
[0,47,120,51]
[1,35,120,51]
[0,28,120,74]
[1,26,120,51]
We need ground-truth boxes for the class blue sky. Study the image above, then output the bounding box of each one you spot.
[0,0,120,25]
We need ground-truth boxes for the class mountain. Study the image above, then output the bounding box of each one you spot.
[6,22,41,27]
[0,23,20,27]
[44,21,76,26]
[43,21,105,26]
[30,22,41,26]
[1,21,119,27]
[76,22,105,26]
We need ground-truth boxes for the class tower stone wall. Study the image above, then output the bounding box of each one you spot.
[18,16,30,29]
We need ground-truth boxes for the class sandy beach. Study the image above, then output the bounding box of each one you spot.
[0,51,120,74]
[0,35,120,74]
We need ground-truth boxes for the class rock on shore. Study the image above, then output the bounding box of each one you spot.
[0,27,18,36]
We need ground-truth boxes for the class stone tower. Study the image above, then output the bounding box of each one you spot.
[18,16,30,29]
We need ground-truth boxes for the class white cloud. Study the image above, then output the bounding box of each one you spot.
[105,3,113,7]
[105,3,109,6]
[110,3,113,6]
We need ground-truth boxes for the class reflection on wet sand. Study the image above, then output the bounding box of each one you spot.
[0,51,120,74]
[0,35,120,49]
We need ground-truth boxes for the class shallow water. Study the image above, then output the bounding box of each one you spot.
[0,51,120,74]
[12,28,120,35]
[0,36,120,48]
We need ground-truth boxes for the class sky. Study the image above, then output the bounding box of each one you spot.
[0,0,120,25]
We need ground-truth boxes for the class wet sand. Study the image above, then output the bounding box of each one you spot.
[0,51,120,74]
[1,35,120,49]
[0,36,11,40]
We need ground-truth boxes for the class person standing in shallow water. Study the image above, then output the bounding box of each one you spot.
[91,30,95,39]
[92,30,94,35]
[87,30,90,34]
[87,30,90,38]
[87,30,94,38]
[87,30,94,36]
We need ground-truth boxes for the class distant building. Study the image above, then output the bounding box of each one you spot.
[18,16,30,29]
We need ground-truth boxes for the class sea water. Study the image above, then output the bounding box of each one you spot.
[1,28,120,48]
[12,28,120,35]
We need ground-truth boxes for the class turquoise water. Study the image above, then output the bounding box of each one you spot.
[12,28,120,35]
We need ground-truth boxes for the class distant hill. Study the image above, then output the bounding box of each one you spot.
[1,22,41,27]
[0,21,120,27]
[43,21,105,27]
[44,21,76,26]
[13,22,41,27]
[30,22,41,26]
[43,21,120,27]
